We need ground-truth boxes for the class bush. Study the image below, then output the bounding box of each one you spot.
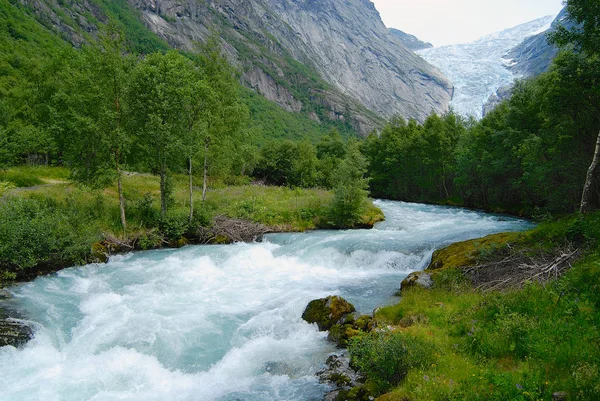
[0,196,102,275]
[349,331,437,391]
[158,210,189,241]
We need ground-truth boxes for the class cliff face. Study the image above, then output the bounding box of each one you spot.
[389,28,433,51]
[131,0,452,127]
[505,8,576,78]
[16,0,453,135]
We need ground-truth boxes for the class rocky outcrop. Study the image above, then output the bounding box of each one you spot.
[482,85,513,117]
[389,28,433,52]
[256,0,452,123]
[0,305,34,348]
[0,319,33,348]
[243,69,302,113]
[317,353,377,401]
[505,8,575,79]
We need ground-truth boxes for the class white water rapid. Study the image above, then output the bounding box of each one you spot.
[0,201,533,401]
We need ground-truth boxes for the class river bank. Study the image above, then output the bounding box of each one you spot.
[334,212,600,401]
[0,167,384,287]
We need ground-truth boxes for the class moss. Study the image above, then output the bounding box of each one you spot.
[326,372,352,387]
[90,242,109,264]
[328,324,362,347]
[427,232,520,271]
[301,296,356,331]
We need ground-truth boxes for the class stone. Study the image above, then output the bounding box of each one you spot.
[400,272,433,293]
[552,392,568,401]
[301,296,355,331]
[0,318,33,348]
[90,242,109,264]
[318,353,366,400]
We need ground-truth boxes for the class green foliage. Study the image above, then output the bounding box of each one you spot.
[0,195,102,271]
[349,331,437,391]
[363,113,465,203]
[550,0,600,57]
[329,142,369,226]
[254,140,318,187]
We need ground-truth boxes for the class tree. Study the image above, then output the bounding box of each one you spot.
[550,0,600,213]
[60,23,133,232]
[330,141,369,226]
[193,37,248,201]
[128,51,198,217]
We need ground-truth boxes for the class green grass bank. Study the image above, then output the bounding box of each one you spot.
[0,167,383,285]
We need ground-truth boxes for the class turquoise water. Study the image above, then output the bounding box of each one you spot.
[0,201,533,401]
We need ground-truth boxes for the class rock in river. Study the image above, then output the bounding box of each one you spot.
[302,296,356,331]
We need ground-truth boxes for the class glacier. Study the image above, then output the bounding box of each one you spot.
[417,15,556,119]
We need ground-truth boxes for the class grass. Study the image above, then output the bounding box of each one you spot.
[353,214,600,401]
[0,166,70,187]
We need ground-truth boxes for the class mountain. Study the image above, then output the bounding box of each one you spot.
[504,8,576,79]
[11,0,453,136]
[388,28,433,51]
[417,16,555,119]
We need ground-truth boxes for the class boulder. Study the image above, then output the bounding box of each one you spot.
[0,318,33,348]
[318,353,371,401]
[552,392,568,401]
[90,242,109,264]
[400,272,433,293]
[302,296,356,331]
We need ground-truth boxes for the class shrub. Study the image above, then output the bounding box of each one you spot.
[349,331,437,392]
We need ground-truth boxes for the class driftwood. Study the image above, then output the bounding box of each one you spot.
[197,215,272,244]
[464,245,580,292]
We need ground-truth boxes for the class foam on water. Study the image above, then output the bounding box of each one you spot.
[0,201,533,401]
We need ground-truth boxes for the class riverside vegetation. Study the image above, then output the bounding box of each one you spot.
[322,2,600,400]
[1,0,600,399]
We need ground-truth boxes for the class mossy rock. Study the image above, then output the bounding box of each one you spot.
[328,324,362,347]
[427,232,520,271]
[169,237,189,249]
[90,242,109,264]
[214,235,232,244]
[302,296,356,331]
[354,314,374,332]
[335,381,377,401]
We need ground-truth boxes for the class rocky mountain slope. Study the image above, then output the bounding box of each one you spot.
[505,8,576,79]
[389,28,433,51]
[417,16,555,119]
[15,0,453,135]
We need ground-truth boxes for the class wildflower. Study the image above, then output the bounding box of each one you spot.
[516,384,523,390]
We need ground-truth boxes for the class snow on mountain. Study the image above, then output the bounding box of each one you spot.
[417,16,556,119]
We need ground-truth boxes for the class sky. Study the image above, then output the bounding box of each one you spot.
[371,0,565,46]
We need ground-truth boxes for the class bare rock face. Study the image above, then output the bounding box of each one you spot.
[18,0,453,135]
[130,0,453,128]
[505,8,575,79]
[389,28,433,52]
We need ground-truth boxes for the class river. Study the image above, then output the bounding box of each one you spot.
[0,200,533,401]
